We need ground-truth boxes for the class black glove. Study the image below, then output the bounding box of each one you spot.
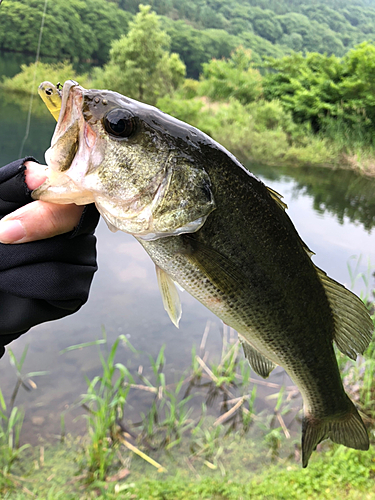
[0,158,100,359]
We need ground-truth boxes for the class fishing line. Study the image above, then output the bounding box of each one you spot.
[19,0,49,157]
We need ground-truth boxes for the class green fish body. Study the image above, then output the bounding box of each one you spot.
[34,81,373,467]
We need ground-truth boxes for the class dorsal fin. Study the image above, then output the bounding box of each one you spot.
[267,187,288,211]
[303,245,315,258]
[315,266,373,359]
[155,265,182,328]
[239,335,276,378]
[266,185,315,257]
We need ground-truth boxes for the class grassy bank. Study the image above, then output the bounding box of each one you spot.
[1,435,374,499]
[2,59,375,175]
[1,318,374,499]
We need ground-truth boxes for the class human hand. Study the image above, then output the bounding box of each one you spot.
[0,161,84,243]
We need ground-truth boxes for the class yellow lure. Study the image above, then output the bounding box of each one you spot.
[38,81,62,121]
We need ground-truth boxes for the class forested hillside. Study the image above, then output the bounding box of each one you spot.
[3,0,375,172]
[0,0,132,64]
[123,0,375,71]
[2,0,375,77]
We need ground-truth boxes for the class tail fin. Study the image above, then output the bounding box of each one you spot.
[302,399,369,468]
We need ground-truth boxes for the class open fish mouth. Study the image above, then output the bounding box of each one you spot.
[33,81,98,205]
[46,80,82,171]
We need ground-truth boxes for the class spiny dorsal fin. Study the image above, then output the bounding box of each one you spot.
[267,187,288,211]
[267,186,315,257]
[315,266,373,359]
[239,335,276,379]
[155,265,182,328]
[267,185,316,257]
[303,245,315,258]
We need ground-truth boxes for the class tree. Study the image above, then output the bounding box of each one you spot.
[252,12,283,43]
[161,18,243,79]
[75,1,132,63]
[99,5,186,104]
[0,0,130,63]
[199,46,262,104]
[262,42,375,144]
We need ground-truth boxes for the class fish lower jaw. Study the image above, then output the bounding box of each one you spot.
[32,171,96,205]
[95,192,211,238]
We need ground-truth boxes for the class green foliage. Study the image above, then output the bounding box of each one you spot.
[1,61,90,94]
[252,9,284,43]
[74,335,133,482]
[121,0,375,74]
[160,17,245,79]
[0,389,28,476]
[198,47,262,105]
[77,0,132,63]
[96,5,186,104]
[4,0,375,83]
[263,42,375,151]
[0,0,131,63]
[137,347,196,450]
[156,95,203,125]
[0,347,47,476]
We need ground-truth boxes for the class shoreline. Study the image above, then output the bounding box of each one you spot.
[2,84,375,179]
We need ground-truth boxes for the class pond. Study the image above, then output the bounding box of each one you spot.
[1,58,375,445]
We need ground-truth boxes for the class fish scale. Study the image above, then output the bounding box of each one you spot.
[35,80,373,467]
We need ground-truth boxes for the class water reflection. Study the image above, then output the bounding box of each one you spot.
[250,163,375,232]
[0,90,54,165]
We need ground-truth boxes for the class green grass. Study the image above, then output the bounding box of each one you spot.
[0,436,374,499]
[0,346,48,478]
[0,286,374,499]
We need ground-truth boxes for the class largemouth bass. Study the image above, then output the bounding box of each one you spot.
[35,80,373,467]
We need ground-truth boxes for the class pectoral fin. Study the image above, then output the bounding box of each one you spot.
[155,265,182,328]
[239,335,276,378]
[182,236,246,294]
[315,266,373,359]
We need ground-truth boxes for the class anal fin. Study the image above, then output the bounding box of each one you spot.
[155,265,182,328]
[239,335,276,379]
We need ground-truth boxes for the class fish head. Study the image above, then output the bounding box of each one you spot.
[33,80,216,239]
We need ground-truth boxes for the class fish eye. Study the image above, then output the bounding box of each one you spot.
[103,108,135,138]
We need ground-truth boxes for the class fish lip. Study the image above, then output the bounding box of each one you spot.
[50,80,82,149]
[46,80,97,181]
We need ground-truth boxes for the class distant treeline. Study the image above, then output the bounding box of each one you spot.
[3,2,375,172]
[0,0,131,64]
[2,0,375,78]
